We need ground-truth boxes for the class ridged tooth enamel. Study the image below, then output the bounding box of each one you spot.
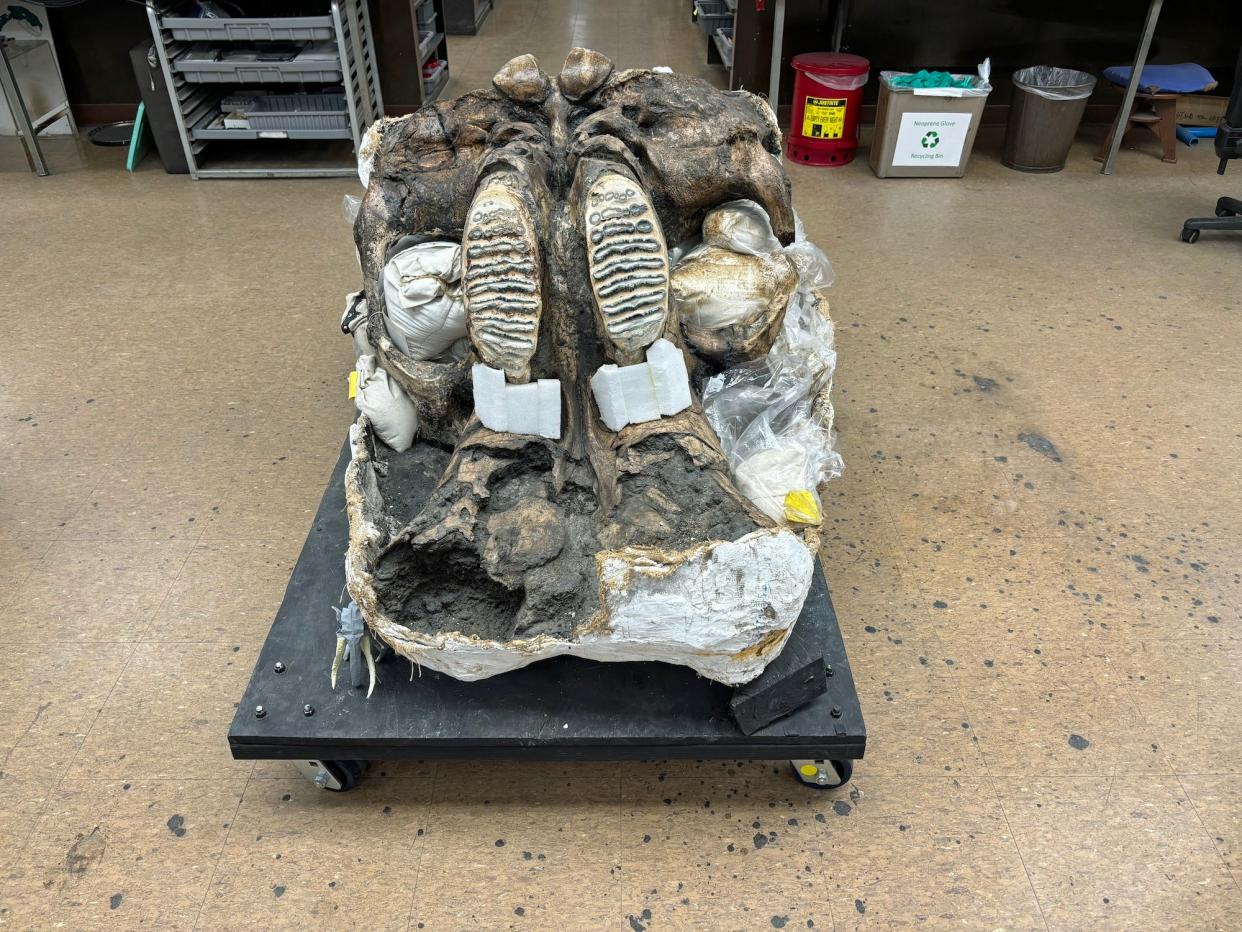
[463,174,543,382]
[584,173,668,360]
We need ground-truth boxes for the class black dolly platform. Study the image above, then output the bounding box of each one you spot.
[228,441,867,791]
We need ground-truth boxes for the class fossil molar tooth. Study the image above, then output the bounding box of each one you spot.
[558,47,614,100]
[493,54,551,104]
[463,171,544,382]
[583,169,669,364]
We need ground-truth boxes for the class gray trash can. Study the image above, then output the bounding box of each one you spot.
[1003,66,1096,173]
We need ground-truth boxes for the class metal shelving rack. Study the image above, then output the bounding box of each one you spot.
[693,0,735,83]
[144,0,384,179]
[414,0,450,108]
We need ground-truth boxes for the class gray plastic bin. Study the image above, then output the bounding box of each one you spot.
[162,16,335,42]
[173,56,344,84]
[248,91,349,131]
[694,0,732,36]
[1003,66,1096,173]
[713,27,734,70]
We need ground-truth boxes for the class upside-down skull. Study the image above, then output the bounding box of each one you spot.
[343,50,834,685]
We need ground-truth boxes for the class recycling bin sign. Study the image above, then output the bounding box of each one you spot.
[891,112,973,167]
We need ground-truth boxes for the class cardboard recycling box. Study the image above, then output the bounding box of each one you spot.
[1176,94,1229,127]
[869,71,991,178]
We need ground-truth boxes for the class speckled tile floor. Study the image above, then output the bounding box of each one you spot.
[2,0,1241,928]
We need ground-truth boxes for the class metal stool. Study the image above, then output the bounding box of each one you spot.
[0,36,50,175]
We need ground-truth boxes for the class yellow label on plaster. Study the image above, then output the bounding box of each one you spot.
[347,370,359,399]
[783,490,821,525]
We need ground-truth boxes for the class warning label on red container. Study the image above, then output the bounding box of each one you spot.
[801,97,846,139]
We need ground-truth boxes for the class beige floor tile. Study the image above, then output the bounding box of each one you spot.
[198,769,427,931]
[1,778,246,929]
[850,670,985,777]
[1181,774,1242,873]
[0,495,86,541]
[0,538,51,586]
[0,642,133,781]
[998,776,1242,930]
[56,472,211,541]
[1122,641,1242,774]
[0,769,56,872]
[822,775,1044,930]
[412,761,621,930]
[148,540,300,643]
[960,679,1170,777]
[68,643,257,781]
[620,759,834,930]
[12,539,194,642]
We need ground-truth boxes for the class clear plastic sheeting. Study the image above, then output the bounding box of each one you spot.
[342,193,361,224]
[785,212,835,290]
[702,199,783,255]
[700,206,843,527]
[805,71,868,92]
[1013,66,1096,101]
[381,241,467,359]
[355,355,419,451]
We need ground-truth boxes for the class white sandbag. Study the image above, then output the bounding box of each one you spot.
[381,242,467,360]
[340,292,374,357]
[356,355,419,451]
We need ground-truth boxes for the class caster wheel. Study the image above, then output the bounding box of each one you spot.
[295,759,369,791]
[324,760,366,791]
[790,759,852,789]
[1181,228,1200,244]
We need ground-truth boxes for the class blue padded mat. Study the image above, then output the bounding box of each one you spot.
[1102,63,1216,94]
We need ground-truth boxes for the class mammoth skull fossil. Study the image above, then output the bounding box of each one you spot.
[343,50,835,685]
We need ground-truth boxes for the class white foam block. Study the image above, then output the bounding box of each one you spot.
[472,363,508,433]
[506,382,540,436]
[646,338,692,416]
[537,380,561,439]
[472,364,561,439]
[591,365,628,432]
[590,339,693,432]
[617,363,660,424]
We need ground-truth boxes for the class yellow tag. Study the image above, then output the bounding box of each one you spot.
[347,370,359,399]
[799,763,820,777]
[783,489,821,525]
[801,96,846,140]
